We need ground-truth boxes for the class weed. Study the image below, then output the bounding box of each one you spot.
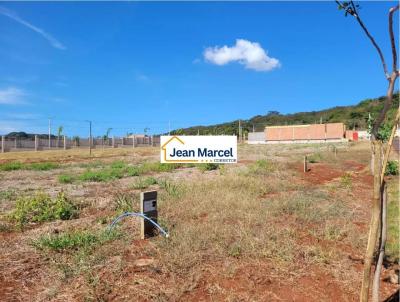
[9,191,78,228]
[158,179,183,197]
[0,189,17,201]
[132,177,158,189]
[58,174,75,184]
[0,161,59,171]
[300,246,333,264]
[197,163,219,172]
[79,161,104,169]
[387,181,399,263]
[32,229,121,252]
[79,168,123,182]
[28,162,59,171]
[110,160,127,169]
[340,172,352,188]
[247,159,273,175]
[125,166,140,176]
[113,192,136,213]
[385,160,399,176]
[308,153,322,163]
[139,162,181,174]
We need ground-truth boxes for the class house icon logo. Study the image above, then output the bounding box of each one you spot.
[161,136,198,163]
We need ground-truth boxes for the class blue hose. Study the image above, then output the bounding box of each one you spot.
[108,212,169,238]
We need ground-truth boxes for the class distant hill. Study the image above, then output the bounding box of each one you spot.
[171,92,399,136]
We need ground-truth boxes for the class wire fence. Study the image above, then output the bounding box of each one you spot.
[0,135,160,153]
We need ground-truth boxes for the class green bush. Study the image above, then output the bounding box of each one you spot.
[0,162,23,171]
[9,192,78,228]
[385,160,399,176]
[32,229,120,252]
[198,163,219,172]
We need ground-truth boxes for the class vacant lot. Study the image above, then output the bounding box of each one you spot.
[0,142,398,301]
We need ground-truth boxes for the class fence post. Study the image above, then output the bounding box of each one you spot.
[304,155,308,173]
[132,136,135,149]
[63,136,67,150]
[151,135,154,147]
[1,136,4,153]
[35,135,38,151]
[112,136,115,148]
[15,138,17,150]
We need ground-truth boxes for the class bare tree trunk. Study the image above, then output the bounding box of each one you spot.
[360,141,382,302]
[372,182,387,302]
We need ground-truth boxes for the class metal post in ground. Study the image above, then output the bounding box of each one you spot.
[132,135,135,149]
[63,135,67,150]
[1,136,4,153]
[112,136,115,148]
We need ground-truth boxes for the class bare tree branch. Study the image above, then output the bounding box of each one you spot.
[371,73,398,138]
[389,5,399,72]
[336,1,390,79]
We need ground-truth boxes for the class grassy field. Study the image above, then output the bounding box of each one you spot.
[0,142,398,301]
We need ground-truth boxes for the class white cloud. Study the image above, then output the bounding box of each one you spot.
[0,6,66,50]
[0,87,27,105]
[204,39,280,72]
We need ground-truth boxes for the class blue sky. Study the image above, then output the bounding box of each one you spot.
[0,1,398,136]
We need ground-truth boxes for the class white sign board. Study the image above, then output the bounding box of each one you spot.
[161,136,237,164]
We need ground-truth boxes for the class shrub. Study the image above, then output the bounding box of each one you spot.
[198,163,219,172]
[9,192,78,228]
[385,160,399,176]
[58,174,75,184]
[0,162,23,171]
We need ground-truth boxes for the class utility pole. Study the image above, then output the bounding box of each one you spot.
[85,120,92,155]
